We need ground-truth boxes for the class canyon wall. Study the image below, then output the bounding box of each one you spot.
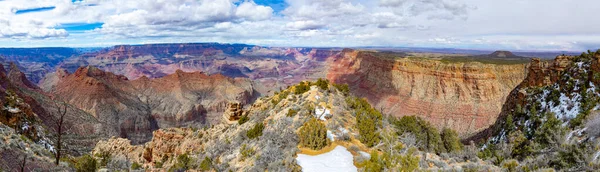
[45,66,255,144]
[327,49,527,136]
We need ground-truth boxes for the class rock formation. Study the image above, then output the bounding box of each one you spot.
[45,66,255,143]
[223,102,246,121]
[327,49,527,137]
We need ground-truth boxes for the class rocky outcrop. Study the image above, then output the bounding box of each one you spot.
[7,62,41,91]
[327,50,527,137]
[223,102,246,121]
[0,124,70,171]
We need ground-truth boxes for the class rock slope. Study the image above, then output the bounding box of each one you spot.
[473,51,600,171]
[44,66,255,143]
[90,81,500,171]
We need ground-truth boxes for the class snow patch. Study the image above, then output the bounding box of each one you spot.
[315,106,331,121]
[296,146,357,172]
[549,92,581,120]
[327,130,335,142]
[5,106,21,113]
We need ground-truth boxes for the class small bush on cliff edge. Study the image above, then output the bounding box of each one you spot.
[441,128,463,153]
[315,78,329,90]
[333,83,350,95]
[347,97,382,147]
[238,115,249,125]
[294,81,311,95]
[73,154,98,172]
[299,118,330,150]
[247,122,265,139]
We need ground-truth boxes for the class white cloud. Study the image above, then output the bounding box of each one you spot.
[286,20,325,30]
[235,1,274,21]
[0,0,599,51]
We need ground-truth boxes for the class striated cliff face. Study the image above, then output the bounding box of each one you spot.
[327,49,527,136]
[45,66,255,143]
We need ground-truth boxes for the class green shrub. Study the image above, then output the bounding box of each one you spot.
[509,131,534,160]
[200,157,212,171]
[502,159,519,172]
[170,153,192,171]
[347,97,382,147]
[299,118,330,150]
[441,128,463,153]
[534,112,563,146]
[362,151,384,172]
[94,150,111,167]
[294,81,311,95]
[392,116,445,153]
[240,144,255,161]
[361,149,419,172]
[315,78,329,90]
[238,115,249,125]
[131,162,142,170]
[286,109,298,117]
[333,83,350,95]
[154,161,163,168]
[73,155,97,172]
[246,122,265,139]
[271,90,290,105]
[551,144,586,169]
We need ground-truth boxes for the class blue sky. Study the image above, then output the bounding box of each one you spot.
[0,0,598,51]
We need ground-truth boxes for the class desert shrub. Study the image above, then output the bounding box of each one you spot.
[169,153,193,171]
[333,83,350,95]
[362,151,384,172]
[299,118,330,150]
[395,149,420,171]
[246,122,265,139]
[94,150,111,167]
[392,116,445,154]
[154,161,163,168]
[73,154,97,172]
[441,128,463,153]
[550,144,587,170]
[294,81,310,95]
[347,97,382,147]
[361,148,419,172]
[240,144,255,161]
[272,90,291,106]
[286,109,298,117]
[131,162,142,170]
[534,112,563,146]
[509,131,534,160]
[502,159,519,172]
[238,115,249,125]
[315,78,329,90]
[200,157,212,171]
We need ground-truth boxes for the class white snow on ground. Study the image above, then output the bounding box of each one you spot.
[327,130,335,142]
[5,106,21,113]
[296,146,357,172]
[358,151,371,159]
[315,106,331,121]
[549,92,581,120]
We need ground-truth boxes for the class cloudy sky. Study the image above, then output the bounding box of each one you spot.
[0,0,598,51]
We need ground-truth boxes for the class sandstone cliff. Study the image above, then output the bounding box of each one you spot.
[327,50,527,137]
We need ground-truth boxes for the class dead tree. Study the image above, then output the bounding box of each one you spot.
[51,97,69,166]
[20,155,27,172]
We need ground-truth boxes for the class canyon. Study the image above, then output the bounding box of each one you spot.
[0,44,532,138]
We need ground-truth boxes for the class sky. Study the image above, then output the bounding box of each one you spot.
[0,0,598,51]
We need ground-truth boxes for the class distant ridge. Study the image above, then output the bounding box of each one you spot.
[475,50,528,59]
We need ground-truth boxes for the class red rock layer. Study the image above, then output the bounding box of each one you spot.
[327,50,527,137]
[49,66,254,143]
